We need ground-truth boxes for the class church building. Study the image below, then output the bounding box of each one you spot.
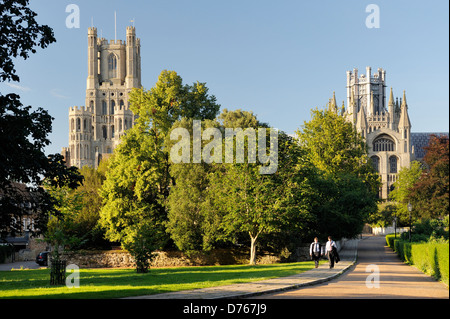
[61,25,141,168]
[62,32,446,201]
[329,67,448,199]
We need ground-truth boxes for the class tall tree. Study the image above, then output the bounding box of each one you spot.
[408,135,449,219]
[389,161,424,224]
[296,108,380,193]
[296,108,380,239]
[99,70,220,272]
[0,0,60,237]
[165,118,222,253]
[207,111,310,264]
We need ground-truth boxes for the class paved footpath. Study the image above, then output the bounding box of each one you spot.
[253,235,449,299]
[125,238,359,299]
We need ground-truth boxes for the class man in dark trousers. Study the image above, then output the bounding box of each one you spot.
[309,237,323,268]
[325,236,337,268]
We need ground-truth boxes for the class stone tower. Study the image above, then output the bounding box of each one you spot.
[63,26,141,168]
[342,67,412,199]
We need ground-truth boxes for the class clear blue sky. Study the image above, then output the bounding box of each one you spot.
[1,0,448,156]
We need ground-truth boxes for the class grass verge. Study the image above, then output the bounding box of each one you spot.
[0,261,321,299]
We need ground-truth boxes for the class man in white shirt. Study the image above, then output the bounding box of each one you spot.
[325,236,337,269]
[309,237,323,268]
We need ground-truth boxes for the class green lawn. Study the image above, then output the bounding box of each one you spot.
[0,261,320,299]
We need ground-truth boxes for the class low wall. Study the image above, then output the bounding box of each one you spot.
[372,227,409,236]
[21,238,351,268]
[59,248,280,269]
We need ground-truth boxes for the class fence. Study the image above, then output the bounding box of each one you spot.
[50,260,66,285]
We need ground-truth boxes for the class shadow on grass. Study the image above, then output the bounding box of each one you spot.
[0,262,315,299]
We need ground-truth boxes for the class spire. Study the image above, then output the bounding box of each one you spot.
[328,91,338,114]
[329,91,338,113]
[388,87,394,107]
[398,90,411,128]
[356,103,368,138]
[356,103,368,129]
[388,87,395,127]
[401,90,407,108]
[332,91,337,107]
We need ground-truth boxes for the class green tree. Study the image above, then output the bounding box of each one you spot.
[208,111,308,264]
[43,155,84,260]
[368,202,399,227]
[99,127,168,271]
[0,0,55,82]
[165,118,221,253]
[99,70,220,272]
[389,161,424,224]
[308,172,378,239]
[296,108,380,193]
[0,0,62,238]
[409,135,449,219]
[296,108,380,239]
[52,161,110,250]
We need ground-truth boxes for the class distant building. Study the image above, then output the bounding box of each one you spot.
[329,67,448,199]
[62,26,141,168]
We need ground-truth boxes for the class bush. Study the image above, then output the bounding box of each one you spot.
[436,244,449,285]
[386,234,397,248]
[388,237,449,286]
[393,240,412,263]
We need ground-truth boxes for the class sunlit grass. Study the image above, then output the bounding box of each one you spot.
[0,261,321,298]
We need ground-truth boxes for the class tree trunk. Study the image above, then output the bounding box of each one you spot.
[249,236,257,265]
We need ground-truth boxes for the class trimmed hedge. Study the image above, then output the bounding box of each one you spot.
[386,234,397,248]
[390,238,449,286]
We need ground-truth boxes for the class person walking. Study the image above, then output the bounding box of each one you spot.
[309,237,323,268]
[325,236,337,269]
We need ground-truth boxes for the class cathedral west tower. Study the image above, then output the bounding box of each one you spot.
[62,26,141,168]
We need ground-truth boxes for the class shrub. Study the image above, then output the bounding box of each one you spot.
[386,234,398,248]
[388,237,449,286]
[436,243,449,286]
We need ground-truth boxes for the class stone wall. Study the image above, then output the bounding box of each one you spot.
[11,238,351,266]
[59,248,281,269]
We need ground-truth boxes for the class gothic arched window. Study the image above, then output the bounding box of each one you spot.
[102,100,107,115]
[373,135,395,152]
[111,100,115,114]
[102,126,107,139]
[389,156,398,173]
[370,155,380,173]
[108,54,117,79]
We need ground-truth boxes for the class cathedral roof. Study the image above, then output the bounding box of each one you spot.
[411,132,449,159]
